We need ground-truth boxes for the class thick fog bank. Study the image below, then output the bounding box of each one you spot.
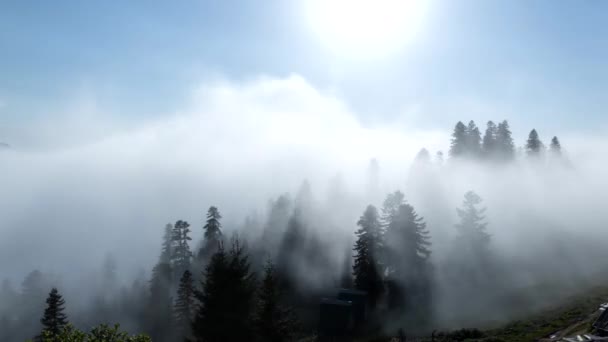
[1,75,608,332]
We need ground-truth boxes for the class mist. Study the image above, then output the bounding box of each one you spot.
[2,74,608,338]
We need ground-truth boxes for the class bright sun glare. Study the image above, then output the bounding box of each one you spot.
[306,0,428,59]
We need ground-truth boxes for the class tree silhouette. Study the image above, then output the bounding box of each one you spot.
[550,136,561,156]
[455,191,490,252]
[253,260,298,342]
[174,270,195,341]
[449,121,467,158]
[198,206,223,263]
[39,288,68,340]
[526,129,544,157]
[496,120,515,161]
[465,120,482,158]
[482,121,498,158]
[353,205,384,308]
[171,220,192,281]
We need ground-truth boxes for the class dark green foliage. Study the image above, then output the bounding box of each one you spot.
[193,238,257,342]
[174,270,195,341]
[39,324,151,342]
[353,205,384,308]
[496,120,515,161]
[253,261,298,342]
[171,220,192,279]
[526,129,544,157]
[40,288,68,340]
[449,121,467,158]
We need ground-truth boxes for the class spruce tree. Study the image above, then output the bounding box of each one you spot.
[385,203,431,312]
[526,129,544,157]
[199,206,223,262]
[449,121,467,158]
[550,136,561,156]
[380,191,405,229]
[482,121,498,158]
[159,223,173,264]
[193,238,256,342]
[174,270,195,341]
[353,205,384,308]
[146,262,173,341]
[339,244,353,289]
[455,191,490,253]
[496,120,515,161]
[253,260,298,342]
[39,288,68,340]
[465,120,482,158]
[171,220,192,279]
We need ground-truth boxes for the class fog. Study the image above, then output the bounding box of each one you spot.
[2,74,608,336]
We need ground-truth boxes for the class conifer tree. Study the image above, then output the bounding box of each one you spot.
[465,120,482,158]
[39,288,68,340]
[482,121,498,158]
[159,223,173,264]
[496,120,515,160]
[455,191,490,253]
[172,220,192,279]
[174,270,195,341]
[385,203,432,311]
[380,191,405,229]
[253,260,298,342]
[449,121,467,158]
[199,207,223,262]
[550,136,561,156]
[339,244,353,289]
[146,262,173,342]
[193,238,256,342]
[526,129,544,157]
[353,205,384,308]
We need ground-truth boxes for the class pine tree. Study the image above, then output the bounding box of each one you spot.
[172,220,192,279]
[496,120,515,161]
[353,205,384,308]
[385,203,432,312]
[526,129,544,157]
[253,260,298,342]
[482,121,498,158]
[465,120,482,158]
[174,270,195,341]
[380,191,405,229]
[39,288,68,340]
[550,136,561,156]
[159,223,173,264]
[449,121,467,158]
[193,238,256,342]
[455,191,490,253]
[199,207,223,262]
[276,209,307,291]
[146,262,173,341]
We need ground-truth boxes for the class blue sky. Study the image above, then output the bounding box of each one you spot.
[1,0,608,146]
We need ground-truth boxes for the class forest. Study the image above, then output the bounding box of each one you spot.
[1,119,604,342]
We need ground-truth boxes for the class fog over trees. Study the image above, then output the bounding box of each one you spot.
[2,83,608,341]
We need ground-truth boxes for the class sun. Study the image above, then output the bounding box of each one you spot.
[305,0,428,60]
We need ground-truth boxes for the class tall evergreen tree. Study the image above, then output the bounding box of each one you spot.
[199,207,223,262]
[193,238,256,342]
[482,121,498,158]
[385,203,432,312]
[380,191,405,229]
[339,244,353,289]
[146,262,173,342]
[550,136,561,156]
[253,260,298,342]
[496,120,515,160]
[449,121,467,158]
[353,205,384,308]
[159,223,173,264]
[455,191,490,253]
[172,220,192,280]
[174,270,195,341]
[465,120,482,158]
[39,288,68,340]
[526,129,544,157]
